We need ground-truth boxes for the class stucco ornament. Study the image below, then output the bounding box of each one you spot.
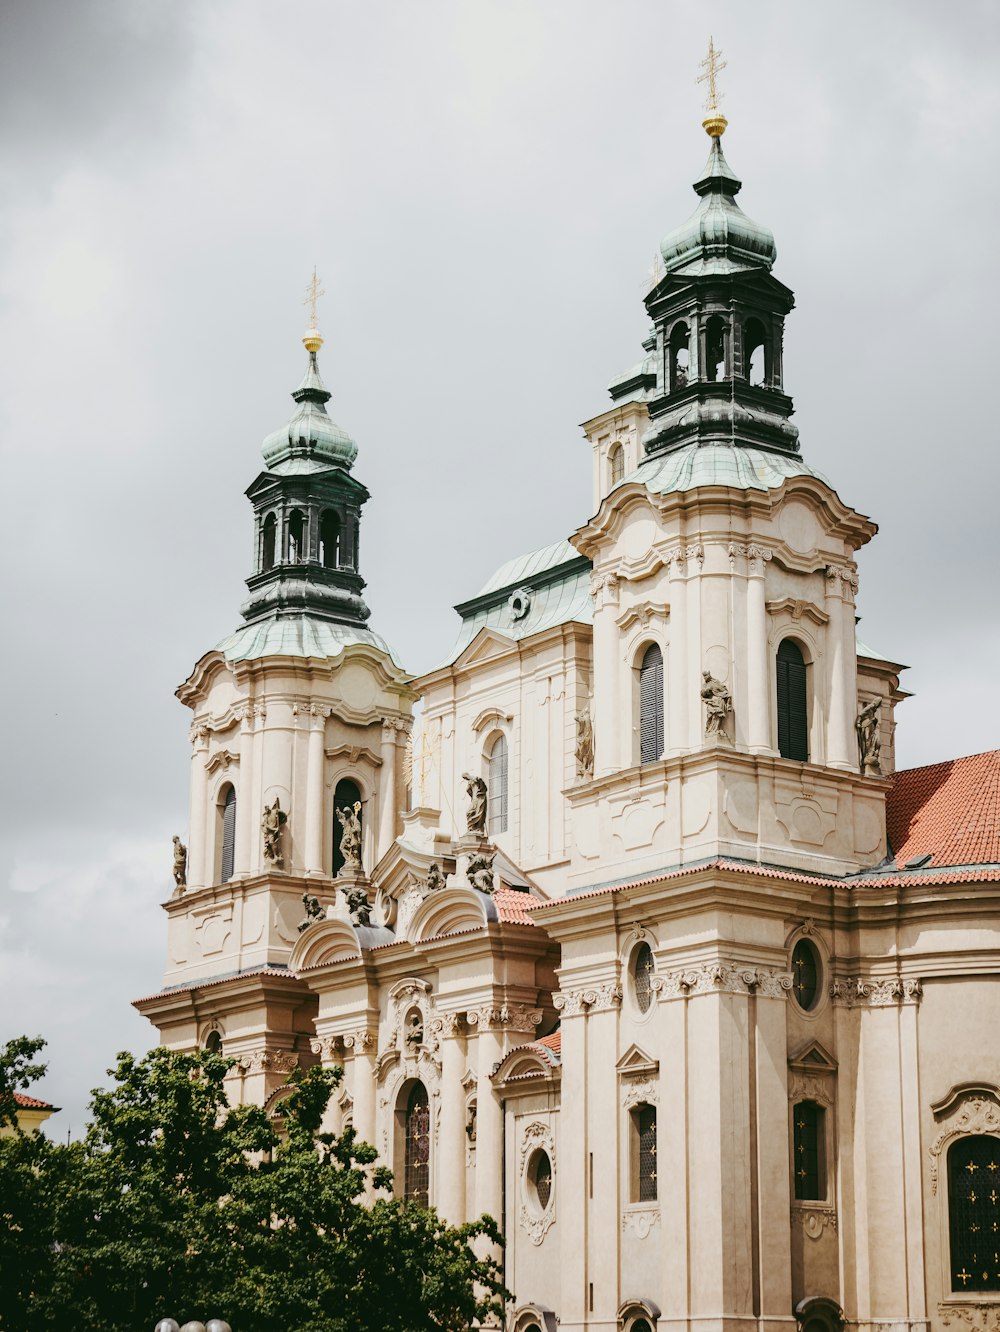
[426,862,447,891]
[509,586,533,622]
[336,801,363,872]
[462,772,488,836]
[171,835,187,891]
[829,975,922,1007]
[791,1206,837,1240]
[658,963,792,1000]
[701,670,733,743]
[940,1305,1000,1330]
[856,697,882,776]
[261,797,287,868]
[518,1120,556,1245]
[929,1095,1000,1195]
[575,709,595,780]
[297,892,324,933]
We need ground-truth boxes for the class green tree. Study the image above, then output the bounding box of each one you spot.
[0,1039,508,1332]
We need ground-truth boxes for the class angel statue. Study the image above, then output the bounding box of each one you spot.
[701,670,733,743]
[261,797,287,867]
[856,697,882,776]
[297,893,325,934]
[171,835,187,891]
[336,800,363,872]
[462,772,488,836]
[344,885,372,927]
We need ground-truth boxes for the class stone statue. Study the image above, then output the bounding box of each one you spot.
[297,893,324,933]
[575,709,595,780]
[343,884,372,928]
[427,862,447,891]
[261,797,287,868]
[171,835,187,891]
[467,851,496,894]
[857,697,882,776]
[465,1100,478,1142]
[462,772,488,836]
[405,1011,423,1048]
[336,801,363,873]
[701,670,733,743]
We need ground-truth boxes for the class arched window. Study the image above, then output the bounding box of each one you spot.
[287,508,305,563]
[487,733,508,835]
[776,638,809,762]
[744,317,768,386]
[705,314,727,382]
[630,1103,657,1201]
[319,510,340,568]
[332,777,362,877]
[203,1029,223,1055]
[792,1101,825,1200]
[632,942,655,1014]
[404,1082,430,1207]
[261,512,277,572]
[639,643,664,765]
[609,442,625,486]
[669,321,690,390]
[949,1135,1000,1291]
[219,784,237,884]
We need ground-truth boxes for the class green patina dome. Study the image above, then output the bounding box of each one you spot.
[261,350,358,470]
[660,138,776,276]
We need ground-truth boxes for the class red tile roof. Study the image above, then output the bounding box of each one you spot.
[494,886,538,924]
[536,1029,561,1055]
[13,1092,56,1111]
[886,751,1000,869]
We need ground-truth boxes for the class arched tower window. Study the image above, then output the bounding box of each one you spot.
[203,1029,223,1055]
[403,1082,430,1207]
[705,314,728,382]
[487,733,509,835]
[319,510,340,569]
[639,643,664,765]
[261,512,277,572]
[792,1100,826,1200]
[948,1134,1000,1291]
[332,777,362,877]
[287,509,305,563]
[219,784,237,884]
[669,321,690,390]
[744,317,768,386]
[776,638,809,762]
[609,442,625,486]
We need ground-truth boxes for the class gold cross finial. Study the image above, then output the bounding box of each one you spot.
[697,37,729,138]
[303,267,325,352]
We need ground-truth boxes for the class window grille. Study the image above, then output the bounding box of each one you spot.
[636,1103,657,1202]
[634,943,655,1013]
[949,1135,1000,1291]
[220,786,237,883]
[333,778,362,876]
[776,639,809,761]
[404,1082,430,1207]
[488,734,508,835]
[791,940,819,1011]
[793,1101,823,1200]
[533,1151,552,1209]
[639,644,664,765]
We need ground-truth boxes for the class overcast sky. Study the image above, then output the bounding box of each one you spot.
[1,0,998,1133]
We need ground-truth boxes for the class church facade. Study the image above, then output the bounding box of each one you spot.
[136,106,1000,1332]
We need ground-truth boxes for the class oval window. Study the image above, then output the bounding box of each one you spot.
[528,1148,553,1212]
[791,939,820,1011]
[633,942,655,1014]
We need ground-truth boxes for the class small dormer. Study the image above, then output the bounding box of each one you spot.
[580,399,651,512]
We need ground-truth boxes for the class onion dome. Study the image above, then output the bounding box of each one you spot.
[659,137,777,277]
[261,331,358,471]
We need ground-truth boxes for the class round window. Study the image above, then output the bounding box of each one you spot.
[791,939,820,1011]
[632,942,655,1014]
[528,1149,553,1212]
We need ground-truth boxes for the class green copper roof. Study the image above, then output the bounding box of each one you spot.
[476,539,582,595]
[660,138,776,277]
[218,614,404,668]
[623,441,824,497]
[261,350,358,471]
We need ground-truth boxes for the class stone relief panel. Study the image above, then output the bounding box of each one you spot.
[829,976,922,1008]
[658,963,793,1000]
[622,1208,660,1240]
[791,1206,837,1240]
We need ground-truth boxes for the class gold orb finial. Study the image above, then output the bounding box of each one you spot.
[697,37,728,137]
[302,267,325,353]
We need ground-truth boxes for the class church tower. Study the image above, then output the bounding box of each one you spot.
[136,294,418,1108]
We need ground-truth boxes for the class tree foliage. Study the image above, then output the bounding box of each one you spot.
[0,1039,508,1332]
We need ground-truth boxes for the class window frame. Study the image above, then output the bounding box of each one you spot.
[946,1133,1000,1296]
[775,636,810,762]
[629,1101,658,1203]
[637,641,665,766]
[486,730,509,836]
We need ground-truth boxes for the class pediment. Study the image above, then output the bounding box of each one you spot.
[616,1043,659,1077]
[787,1039,837,1074]
[453,627,516,670]
[289,918,362,972]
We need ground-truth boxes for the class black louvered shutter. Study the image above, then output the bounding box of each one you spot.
[776,639,809,761]
[639,644,664,764]
[221,786,237,883]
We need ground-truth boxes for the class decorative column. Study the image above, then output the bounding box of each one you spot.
[346,1030,377,1152]
[824,566,857,770]
[188,726,210,889]
[590,572,621,777]
[249,704,266,875]
[667,553,688,754]
[233,708,255,878]
[684,547,705,748]
[435,1015,468,1225]
[745,545,772,752]
[471,1010,505,1225]
[303,706,327,876]
[378,718,400,863]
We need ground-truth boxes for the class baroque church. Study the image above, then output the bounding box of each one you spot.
[136,78,1000,1332]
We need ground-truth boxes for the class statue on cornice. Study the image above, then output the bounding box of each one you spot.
[427,862,447,892]
[171,835,187,892]
[467,851,496,894]
[856,697,882,776]
[344,884,372,928]
[298,893,324,933]
[336,801,363,872]
[462,772,488,836]
[262,798,287,868]
[701,671,733,743]
[575,709,595,780]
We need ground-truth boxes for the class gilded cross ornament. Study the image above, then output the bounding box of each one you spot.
[697,36,729,137]
[303,266,325,352]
